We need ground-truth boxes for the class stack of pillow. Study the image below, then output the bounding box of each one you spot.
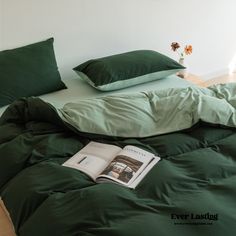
[0,38,184,108]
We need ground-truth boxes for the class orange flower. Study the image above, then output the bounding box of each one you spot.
[184,45,193,55]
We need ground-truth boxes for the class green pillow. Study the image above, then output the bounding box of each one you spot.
[73,50,184,91]
[0,38,66,107]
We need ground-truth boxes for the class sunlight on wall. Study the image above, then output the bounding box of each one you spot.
[229,53,236,74]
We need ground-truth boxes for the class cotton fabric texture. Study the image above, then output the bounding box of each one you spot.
[74,50,184,91]
[0,38,66,107]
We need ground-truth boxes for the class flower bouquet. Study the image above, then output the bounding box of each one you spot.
[171,42,193,78]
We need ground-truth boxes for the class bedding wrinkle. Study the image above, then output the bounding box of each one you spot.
[59,84,236,137]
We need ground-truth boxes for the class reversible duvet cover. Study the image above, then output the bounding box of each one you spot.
[1,85,236,236]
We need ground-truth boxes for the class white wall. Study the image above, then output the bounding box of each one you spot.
[1,0,236,80]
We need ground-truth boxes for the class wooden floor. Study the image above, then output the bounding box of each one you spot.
[0,202,16,236]
[184,72,236,87]
[201,73,236,87]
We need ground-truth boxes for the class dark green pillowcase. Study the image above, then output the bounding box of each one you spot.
[0,38,66,107]
[73,50,185,91]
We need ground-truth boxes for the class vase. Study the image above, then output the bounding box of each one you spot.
[178,58,188,78]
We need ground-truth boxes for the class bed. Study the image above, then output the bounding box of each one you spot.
[1,80,236,236]
[1,41,236,236]
[0,73,197,235]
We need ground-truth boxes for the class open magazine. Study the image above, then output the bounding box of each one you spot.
[62,142,160,189]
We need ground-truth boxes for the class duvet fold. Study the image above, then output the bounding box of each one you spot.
[59,83,236,137]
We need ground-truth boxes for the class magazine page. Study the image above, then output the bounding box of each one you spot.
[62,142,122,180]
[128,156,160,189]
[97,145,155,186]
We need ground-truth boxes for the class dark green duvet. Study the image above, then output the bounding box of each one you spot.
[1,85,236,236]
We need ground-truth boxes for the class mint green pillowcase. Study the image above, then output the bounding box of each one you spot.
[0,38,66,107]
[73,50,184,91]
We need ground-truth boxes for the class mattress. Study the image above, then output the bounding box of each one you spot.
[0,75,193,117]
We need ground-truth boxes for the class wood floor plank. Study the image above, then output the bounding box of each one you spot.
[0,203,16,236]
